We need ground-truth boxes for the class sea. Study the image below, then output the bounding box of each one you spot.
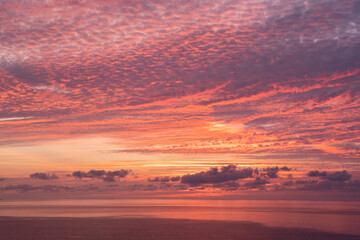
[0,199,359,235]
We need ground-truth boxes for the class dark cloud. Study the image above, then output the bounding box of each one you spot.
[170,176,181,182]
[103,170,130,182]
[159,183,174,190]
[77,184,101,192]
[307,170,352,182]
[263,167,279,179]
[148,176,170,183]
[0,183,113,193]
[280,166,291,171]
[280,170,356,192]
[72,170,106,179]
[295,180,360,192]
[172,184,188,190]
[128,184,158,191]
[30,172,59,180]
[308,170,328,177]
[148,176,181,183]
[213,181,240,191]
[282,181,294,186]
[146,165,291,189]
[0,178,5,181]
[282,180,319,187]
[102,176,116,182]
[0,184,72,192]
[72,169,130,182]
[181,165,253,185]
[2,166,358,194]
[127,182,188,191]
[324,170,352,182]
[295,180,318,185]
[244,177,270,189]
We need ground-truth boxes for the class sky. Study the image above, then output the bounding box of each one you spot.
[0,0,359,200]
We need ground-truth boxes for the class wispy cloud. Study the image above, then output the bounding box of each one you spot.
[0,117,33,122]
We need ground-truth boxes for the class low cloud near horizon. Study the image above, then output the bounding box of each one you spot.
[1,166,359,198]
[30,172,59,180]
[72,169,131,182]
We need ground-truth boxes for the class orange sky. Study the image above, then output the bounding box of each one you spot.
[0,0,359,200]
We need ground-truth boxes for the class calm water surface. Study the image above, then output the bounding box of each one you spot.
[0,199,359,235]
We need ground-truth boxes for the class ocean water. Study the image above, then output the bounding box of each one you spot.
[0,199,359,235]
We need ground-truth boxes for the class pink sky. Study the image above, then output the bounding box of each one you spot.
[0,0,359,200]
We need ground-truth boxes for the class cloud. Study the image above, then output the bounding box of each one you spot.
[72,169,130,182]
[244,177,270,189]
[324,170,352,182]
[0,184,72,192]
[145,165,291,189]
[307,170,352,181]
[72,170,106,179]
[0,183,107,193]
[2,165,359,194]
[308,170,328,177]
[0,0,358,165]
[282,180,295,186]
[148,176,170,183]
[282,180,319,187]
[280,166,291,171]
[281,170,356,191]
[0,178,5,181]
[295,180,360,192]
[30,172,59,180]
[181,165,253,185]
[148,176,181,183]
[213,181,240,191]
[170,176,181,182]
[128,184,158,191]
[262,167,280,179]
[0,117,33,122]
[32,85,72,94]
